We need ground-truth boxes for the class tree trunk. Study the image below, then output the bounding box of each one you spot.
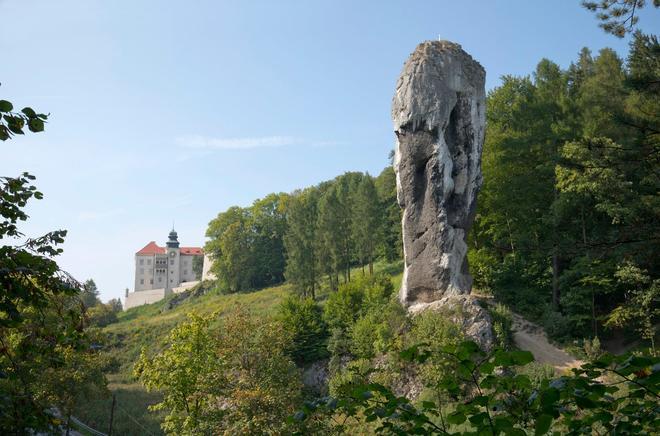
[592,289,597,338]
[552,249,560,310]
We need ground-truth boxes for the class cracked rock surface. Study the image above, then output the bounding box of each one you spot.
[393,40,486,306]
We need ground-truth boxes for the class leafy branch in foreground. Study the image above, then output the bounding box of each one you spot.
[295,341,660,435]
[0,97,47,141]
[1,94,106,434]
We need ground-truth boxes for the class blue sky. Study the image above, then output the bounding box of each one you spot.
[2,0,658,302]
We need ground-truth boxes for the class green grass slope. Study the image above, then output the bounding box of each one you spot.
[75,261,403,435]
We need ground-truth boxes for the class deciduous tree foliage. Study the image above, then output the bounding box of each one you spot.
[0,95,106,433]
[206,170,402,297]
[135,308,302,435]
[205,193,289,292]
[471,33,659,344]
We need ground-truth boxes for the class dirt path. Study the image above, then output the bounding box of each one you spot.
[509,311,582,373]
[476,296,582,373]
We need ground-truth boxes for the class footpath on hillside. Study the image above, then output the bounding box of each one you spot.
[509,310,582,372]
[476,295,582,373]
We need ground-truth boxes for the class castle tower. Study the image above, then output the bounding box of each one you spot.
[165,228,180,295]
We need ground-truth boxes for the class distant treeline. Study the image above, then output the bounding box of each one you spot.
[204,169,402,297]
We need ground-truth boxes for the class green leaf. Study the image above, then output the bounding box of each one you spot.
[510,350,534,365]
[535,414,553,435]
[447,411,466,425]
[0,100,13,112]
[28,118,44,133]
[540,388,560,409]
[21,107,36,117]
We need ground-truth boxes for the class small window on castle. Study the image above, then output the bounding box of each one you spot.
[184,270,187,275]
[140,279,144,285]
[150,279,153,284]
[140,268,144,275]
[147,259,152,265]
[170,270,173,274]
[158,277,162,283]
[170,279,173,283]
[170,260,174,266]
[139,259,144,265]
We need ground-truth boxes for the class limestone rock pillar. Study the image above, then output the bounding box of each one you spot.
[392,40,486,308]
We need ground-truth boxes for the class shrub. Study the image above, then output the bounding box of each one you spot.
[583,336,602,361]
[490,303,514,349]
[349,300,407,360]
[277,295,329,365]
[542,310,573,342]
[324,274,393,331]
[467,248,499,292]
[403,311,465,390]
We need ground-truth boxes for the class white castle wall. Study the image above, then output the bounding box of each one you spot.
[124,280,200,310]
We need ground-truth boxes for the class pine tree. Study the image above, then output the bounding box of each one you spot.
[352,176,381,275]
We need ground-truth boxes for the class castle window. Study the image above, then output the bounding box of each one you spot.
[139,259,144,265]
[147,259,152,265]
[183,269,188,275]
[150,279,153,284]
[140,268,144,275]
[170,260,174,266]
[140,279,144,285]
[158,277,162,283]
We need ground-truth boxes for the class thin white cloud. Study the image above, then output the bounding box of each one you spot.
[176,135,301,150]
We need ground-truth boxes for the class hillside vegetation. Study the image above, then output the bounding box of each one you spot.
[1,4,657,434]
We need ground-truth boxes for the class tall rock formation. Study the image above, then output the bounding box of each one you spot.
[393,40,486,307]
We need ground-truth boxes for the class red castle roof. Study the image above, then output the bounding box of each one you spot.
[180,247,203,255]
[136,242,202,256]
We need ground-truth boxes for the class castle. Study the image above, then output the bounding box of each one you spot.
[134,229,202,292]
[125,229,213,310]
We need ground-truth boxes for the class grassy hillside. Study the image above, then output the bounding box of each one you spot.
[74,261,403,435]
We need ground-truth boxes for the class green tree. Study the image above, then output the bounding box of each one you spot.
[316,187,343,291]
[250,193,289,286]
[284,188,320,297]
[80,278,100,308]
[192,255,204,280]
[605,262,659,354]
[374,166,402,262]
[277,295,329,365]
[205,206,254,292]
[352,176,381,275]
[136,308,302,435]
[1,95,105,433]
[135,313,223,435]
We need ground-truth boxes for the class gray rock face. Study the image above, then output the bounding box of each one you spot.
[393,40,486,307]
